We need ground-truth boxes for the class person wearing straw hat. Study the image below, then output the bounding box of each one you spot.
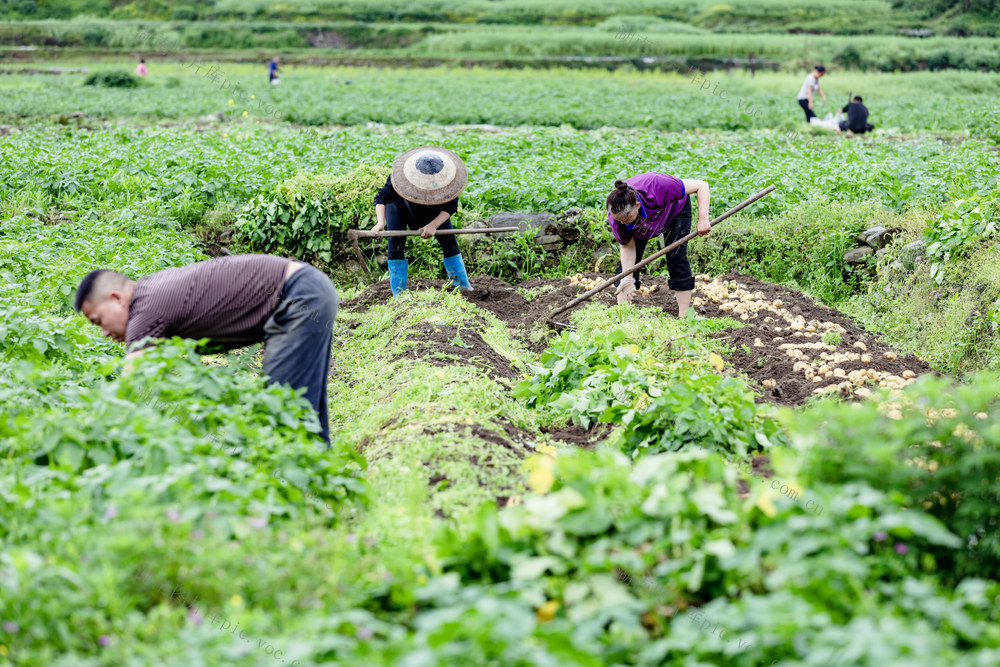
[605,173,711,315]
[371,146,474,296]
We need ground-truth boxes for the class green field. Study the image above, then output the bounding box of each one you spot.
[2,5,1000,666]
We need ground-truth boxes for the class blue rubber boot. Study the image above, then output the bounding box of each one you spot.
[388,259,408,296]
[442,253,472,290]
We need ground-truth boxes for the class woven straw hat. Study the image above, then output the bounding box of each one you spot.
[390,146,467,205]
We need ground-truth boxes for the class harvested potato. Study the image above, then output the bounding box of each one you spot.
[902,370,916,379]
[884,351,897,361]
[853,341,867,351]
[860,354,872,364]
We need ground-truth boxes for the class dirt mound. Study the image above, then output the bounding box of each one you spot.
[343,274,611,324]
[542,422,617,449]
[694,273,932,405]
[343,272,933,406]
[342,278,452,313]
[392,322,517,381]
[421,419,537,512]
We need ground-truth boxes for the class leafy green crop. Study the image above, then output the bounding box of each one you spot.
[925,195,999,284]
[238,164,389,264]
[514,325,786,459]
[788,372,1000,583]
[83,70,143,88]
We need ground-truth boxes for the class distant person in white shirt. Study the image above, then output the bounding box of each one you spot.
[796,65,827,122]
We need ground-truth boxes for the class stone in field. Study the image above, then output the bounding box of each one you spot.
[844,246,874,265]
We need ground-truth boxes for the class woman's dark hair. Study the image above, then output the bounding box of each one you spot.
[606,180,639,218]
[815,65,826,72]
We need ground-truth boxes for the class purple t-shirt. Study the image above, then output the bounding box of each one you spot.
[608,173,687,245]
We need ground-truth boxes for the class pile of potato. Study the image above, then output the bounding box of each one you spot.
[568,274,658,297]
[692,276,919,399]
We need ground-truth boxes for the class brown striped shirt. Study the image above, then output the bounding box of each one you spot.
[125,254,290,353]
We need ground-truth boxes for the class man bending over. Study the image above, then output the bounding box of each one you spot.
[75,254,338,445]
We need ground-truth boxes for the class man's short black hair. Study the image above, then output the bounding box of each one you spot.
[74,269,128,311]
[815,65,826,72]
[853,96,863,102]
[75,270,104,311]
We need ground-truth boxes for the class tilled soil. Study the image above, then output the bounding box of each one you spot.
[541,422,617,449]
[342,272,931,407]
[692,273,931,405]
[391,322,517,381]
[421,419,538,513]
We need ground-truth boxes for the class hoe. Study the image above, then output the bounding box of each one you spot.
[347,227,521,275]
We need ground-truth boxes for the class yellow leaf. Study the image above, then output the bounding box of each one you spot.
[529,466,555,495]
[628,344,640,355]
[756,493,777,517]
[435,371,445,379]
[708,352,724,371]
[230,594,243,607]
[536,600,560,622]
[536,443,557,457]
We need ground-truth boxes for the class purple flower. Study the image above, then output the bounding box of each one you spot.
[187,608,204,625]
[104,507,118,520]
[356,627,374,640]
[190,529,204,540]
[249,517,267,529]
[345,533,358,544]
[3,621,19,634]
[98,635,112,647]
[166,508,181,522]
[872,531,888,542]
[894,543,909,555]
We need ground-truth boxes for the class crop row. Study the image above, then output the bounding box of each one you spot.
[1,123,995,222]
[3,67,998,138]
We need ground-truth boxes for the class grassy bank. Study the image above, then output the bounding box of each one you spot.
[3,18,1000,70]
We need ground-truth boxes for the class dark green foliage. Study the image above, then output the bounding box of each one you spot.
[431,444,1000,665]
[789,373,1000,582]
[688,202,868,305]
[237,164,389,265]
[83,70,143,88]
[513,326,786,459]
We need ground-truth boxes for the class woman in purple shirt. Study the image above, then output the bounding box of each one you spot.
[606,173,711,315]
